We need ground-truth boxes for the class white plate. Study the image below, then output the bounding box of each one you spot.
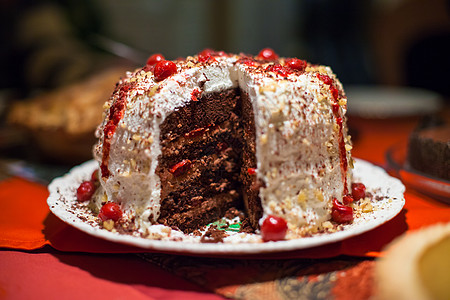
[346,85,443,118]
[47,159,405,255]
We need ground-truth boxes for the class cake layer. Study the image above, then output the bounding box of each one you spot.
[158,118,242,168]
[157,151,240,202]
[155,88,243,232]
[159,88,240,142]
[157,191,239,232]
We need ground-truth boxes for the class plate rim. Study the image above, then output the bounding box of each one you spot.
[47,158,406,255]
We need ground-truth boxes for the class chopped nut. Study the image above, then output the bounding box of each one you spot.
[260,134,268,144]
[130,158,136,169]
[315,190,324,202]
[349,158,354,168]
[161,226,172,234]
[147,84,159,97]
[361,201,373,213]
[260,83,277,93]
[103,220,115,231]
[297,191,306,204]
[322,221,333,229]
[317,66,328,74]
[101,193,108,203]
[333,123,339,132]
[284,196,293,210]
[268,200,277,211]
[302,138,311,146]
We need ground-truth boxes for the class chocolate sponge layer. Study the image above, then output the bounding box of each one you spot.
[156,88,261,233]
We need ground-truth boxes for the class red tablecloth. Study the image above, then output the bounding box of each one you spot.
[1,115,449,300]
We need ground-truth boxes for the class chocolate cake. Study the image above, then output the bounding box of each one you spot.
[407,125,450,181]
[89,49,353,238]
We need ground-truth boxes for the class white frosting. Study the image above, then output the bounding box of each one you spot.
[93,53,352,235]
[236,63,350,230]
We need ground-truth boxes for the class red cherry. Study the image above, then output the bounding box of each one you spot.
[99,202,123,221]
[198,49,216,63]
[261,215,288,242]
[146,53,165,66]
[91,169,99,182]
[76,181,96,202]
[265,64,292,77]
[285,58,307,71]
[169,159,192,177]
[331,198,353,223]
[257,48,279,60]
[351,183,366,201]
[154,60,178,81]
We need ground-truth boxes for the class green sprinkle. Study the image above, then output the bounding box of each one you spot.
[208,219,241,232]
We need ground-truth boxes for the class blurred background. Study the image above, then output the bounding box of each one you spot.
[0,0,449,180]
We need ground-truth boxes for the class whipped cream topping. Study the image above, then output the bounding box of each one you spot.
[93,52,352,235]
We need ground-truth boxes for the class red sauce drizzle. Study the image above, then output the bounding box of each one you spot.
[317,73,348,195]
[100,81,135,178]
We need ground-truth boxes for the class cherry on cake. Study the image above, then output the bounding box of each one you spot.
[82,48,361,241]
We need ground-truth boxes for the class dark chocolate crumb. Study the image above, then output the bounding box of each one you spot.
[200,225,226,243]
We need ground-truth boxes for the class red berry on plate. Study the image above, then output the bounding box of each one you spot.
[261,215,288,242]
[146,53,165,66]
[91,169,99,182]
[351,182,366,201]
[99,202,123,221]
[247,167,256,175]
[331,198,353,223]
[285,58,307,71]
[154,60,178,81]
[257,48,279,60]
[169,159,192,177]
[76,181,96,202]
